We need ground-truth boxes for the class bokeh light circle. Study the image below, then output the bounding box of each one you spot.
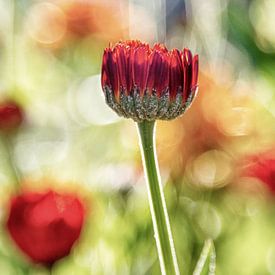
[67,74,122,126]
[26,2,67,45]
[187,150,233,188]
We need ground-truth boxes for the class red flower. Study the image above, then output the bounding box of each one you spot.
[0,101,23,132]
[65,2,94,37]
[242,151,275,194]
[101,40,199,121]
[7,190,85,265]
[63,1,127,40]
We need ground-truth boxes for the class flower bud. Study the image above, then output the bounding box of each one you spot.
[0,101,23,132]
[101,40,199,121]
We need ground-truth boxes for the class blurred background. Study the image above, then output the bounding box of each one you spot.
[0,0,275,274]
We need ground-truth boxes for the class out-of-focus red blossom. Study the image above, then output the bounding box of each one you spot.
[26,1,128,49]
[157,71,227,175]
[241,150,275,194]
[63,1,127,40]
[65,1,94,37]
[0,101,23,132]
[157,69,257,178]
[7,190,85,265]
[101,40,199,121]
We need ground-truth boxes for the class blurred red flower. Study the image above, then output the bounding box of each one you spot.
[26,1,128,49]
[0,101,23,132]
[6,190,85,265]
[241,150,275,194]
[64,1,127,40]
[156,69,257,180]
[65,1,94,37]
[101,40,198,121]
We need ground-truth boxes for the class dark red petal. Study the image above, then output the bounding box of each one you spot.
[147,51,169,96]
[146,51,160,92]
[169,49,183,99]
[191,54,199,89]
[115,42,134,93]
[157,54,170,96]
[125,46,134,93]
[132,46,149,95]
[101,49,109,88]
[105,48,119,99]
[114,45,127,91]
[182,48,193,102]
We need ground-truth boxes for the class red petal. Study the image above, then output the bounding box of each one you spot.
[104,48,119,99]
[191,54,199,89]
[132,46,149,95]
[153,43,168,53]
[147,50,169,96]
[125,40,145,49]
[114,45,127,91]
[125,40,139,48]
[182,48,193,102]
[101,49,110,88]
[169,49,183,99]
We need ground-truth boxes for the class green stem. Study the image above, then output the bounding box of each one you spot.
[193,239,216,275]
[0,134,20,187]
[137,120,180,275]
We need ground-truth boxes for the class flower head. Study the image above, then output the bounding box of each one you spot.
[7,190,85,265]
[0,101,23,132]
[101,40,199,121]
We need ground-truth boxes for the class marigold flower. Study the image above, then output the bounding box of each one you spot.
[6,190,85,265]
[101,40,199,121]
[0,101,23,132]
